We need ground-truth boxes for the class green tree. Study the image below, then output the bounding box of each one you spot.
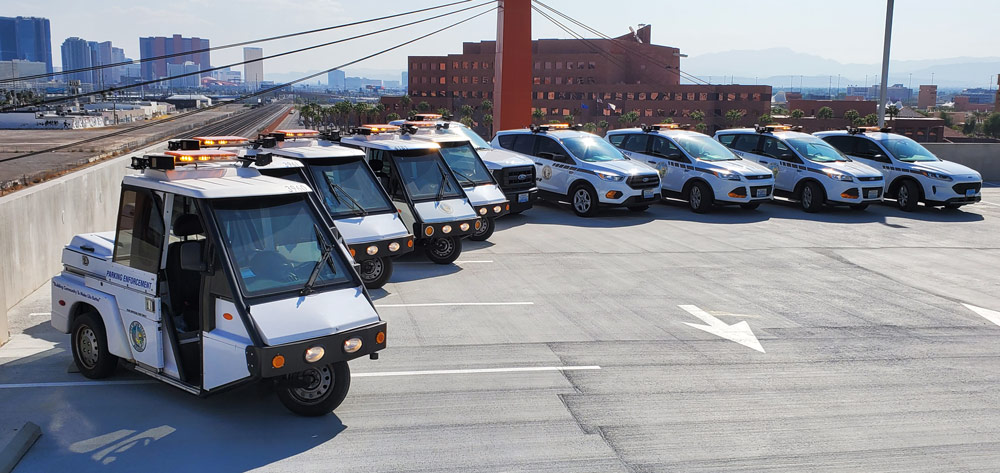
[962,117,977,135]
[817,106,834,119]
[582,122,598,133]
[689,109,705,122]
[532,109,545,124]
[886,105,900,123]
[852,116,866,127]
[460,104,475,118]
[695,122,708,133]
[481,113,493,133]
[417,101,431,112]
[758,113,773,125]
[354,102,372,125]
[725,109,746,128]
[480,99,493,113]
[598,119,609,132]
[436,108,450,118]
[400,95,412,109]
[562,115,575,124]
[863,113,878,126]
[372,103,386,122]
[460,116,475,127]
[938,110,954,127]
[771,106,788,116]
[790,109,805,119]
[844,109,860,123]
[386,112,401,122]
[333,101,354,126]
[983,112,1000,138]
[618,110,640,127]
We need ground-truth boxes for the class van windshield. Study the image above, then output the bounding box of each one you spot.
[212,194,351,297]
[439,142,494,186]
[306,158,394,217]
[392,151,465,201]
[561,136,625,162]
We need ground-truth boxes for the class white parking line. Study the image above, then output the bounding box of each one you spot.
[28,312,51,316]
[0,366,600,389]
[454,260,494,264]
[375,302,533,308]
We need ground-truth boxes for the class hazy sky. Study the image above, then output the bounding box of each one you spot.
[3,0,998,78]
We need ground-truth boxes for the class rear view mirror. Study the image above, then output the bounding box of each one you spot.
[179,242,207,272]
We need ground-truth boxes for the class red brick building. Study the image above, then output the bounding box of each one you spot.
[388,25,770,133]
[787,99,877,118]
[918,85,937,109]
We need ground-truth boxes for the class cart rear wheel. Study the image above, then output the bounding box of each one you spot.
[277,361,351,417]
[359,257,393,289]
[71,311,117,379]
[468,216,495,241]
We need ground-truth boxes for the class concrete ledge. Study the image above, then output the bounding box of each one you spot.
[0,422,41,473]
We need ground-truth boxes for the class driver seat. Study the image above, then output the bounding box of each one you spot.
[165,214,205,332]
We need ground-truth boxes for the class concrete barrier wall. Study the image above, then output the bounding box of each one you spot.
[924,143,1000,181]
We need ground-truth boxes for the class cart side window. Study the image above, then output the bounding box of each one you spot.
[113,188,165,274]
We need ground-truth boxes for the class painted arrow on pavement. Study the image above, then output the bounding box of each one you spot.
[964,303,1000,327]
[679,304,765,353]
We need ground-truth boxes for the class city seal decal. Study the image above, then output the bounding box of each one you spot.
[129,321,147,352]
[439,202,453,214]
[542,165,553,180]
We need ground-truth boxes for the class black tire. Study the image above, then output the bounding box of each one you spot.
[896,180,920,212]
[71,311,117,379]
[277,362,351,417]
[424,236,462,264]
[800,181,825,213]
[359,256,393,290]
[850,203,869,210]
[688,181,713,213]
[570,184,599,217]
[627,205,649,212]
[740,202,761,210]
[468,216,495,241]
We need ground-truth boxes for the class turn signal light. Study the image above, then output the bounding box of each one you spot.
[376,331,385,344]
[407,239,414,248]
[841,189,859,199]
[606,191,622,199]
[505,204,510,211]
[349,248,356,257]
[343,338,363,353]
[424,226,434,236]
[474,220,482,229]
[272,355,285,369]
[729,190,747,198]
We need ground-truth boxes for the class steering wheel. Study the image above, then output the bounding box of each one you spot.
[248,251,297,282]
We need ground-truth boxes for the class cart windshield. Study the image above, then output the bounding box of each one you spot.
[212,194,352,297]
[391,150,464,201]
[306,158,394,217]
[439,142,494,186]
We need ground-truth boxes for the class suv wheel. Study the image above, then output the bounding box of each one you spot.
[570,184,599,217]
[800,181,825,213]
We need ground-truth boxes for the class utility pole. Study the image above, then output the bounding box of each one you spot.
[877,0,894,128]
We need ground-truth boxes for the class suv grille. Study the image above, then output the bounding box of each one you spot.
[953,182,981,194]
[745,174,771,180]
[858,176,883,182]
[495,165,535,191]
[626,173,660,189]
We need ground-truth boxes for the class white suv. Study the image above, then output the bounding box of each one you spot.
[607,125,775,213]
[716,126,885,212]
[816,128,983,211]
[492,124,660,217]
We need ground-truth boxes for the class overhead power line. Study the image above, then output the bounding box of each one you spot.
[0,0,477,84]
[0,6,497,164]
[1,0,494,112]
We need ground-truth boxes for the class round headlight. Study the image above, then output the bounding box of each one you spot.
[366,245,378,255]
[493,205,502,213]
[343,338,363,353]
[479,207,488,215]
[304,346,325,363]
[442,225,452,234]
[388,242,400,252]
[424,226,434,236]
[460,223,470,231]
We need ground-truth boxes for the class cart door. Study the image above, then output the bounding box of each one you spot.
[110,187,165,369]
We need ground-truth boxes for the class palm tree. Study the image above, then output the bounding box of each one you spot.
[480,99,493,113]
[725,109,746,128]
[532,109,545,124]
[481,113,493,134]
[886,104,900,124]
[334,101,354,126]
[695,123,708,133]
[562,115,575,124]
[400,95,412,109]
[618,110,640,127]
[817,106,834,119]
[417,101,431,112]
[689,109,705,123]
[758,113,772,125]
[790,109,805,119]
[582,122,598,133]
[354,102,372,126]
[844,109,860,123]
[598,119,609,132]
[372,103,386,122]
[460,104,475,118]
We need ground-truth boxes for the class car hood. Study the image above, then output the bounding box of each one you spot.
[589,159,657,176]
[822,160,882,177]
[333,212,410,244]
[703,159,773,176]
[250,286,380,346]
[478,148,535,169]
[908,160,982,180]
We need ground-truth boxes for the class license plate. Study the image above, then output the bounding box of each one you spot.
[966,189,975,197]
[756,189,767,197]
[868,190,878,199]
[643,189,654,198]
[518,193,529,203]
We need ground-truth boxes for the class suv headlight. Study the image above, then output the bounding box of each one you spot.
[920,170,953,181]
[713,171,741,181]
[595,172,624,182]
[825,171,854,182]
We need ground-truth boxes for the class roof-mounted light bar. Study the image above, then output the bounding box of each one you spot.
[402,120,437,128]
[640,123,686,132]
[274,129,319,138]
[847,126,892,135]
[165,149,239,164]
[530,123,582,133]
[193,135,248,147]
[355,124,400,135]
[409,113,443,121]
[754,124,802,133]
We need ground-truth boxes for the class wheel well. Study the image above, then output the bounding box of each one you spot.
[887,176,923,200]
[794,178,826,199]
[682,178,710,197]
[69,302,98,326]
[568,179,594,195]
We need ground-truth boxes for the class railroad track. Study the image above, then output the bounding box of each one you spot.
[177,103,292,139]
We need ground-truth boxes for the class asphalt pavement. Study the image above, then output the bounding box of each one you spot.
[2,187,999,472]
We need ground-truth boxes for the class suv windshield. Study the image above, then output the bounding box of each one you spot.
[561,136,624,162]
[392,151,465,201]
[786,137,848,162]
[439,142,494,186]
[212,194,351,297]
[674,134,739,161]
[881,136,939,162]
[452,126,492,150]
[306,158,394,217]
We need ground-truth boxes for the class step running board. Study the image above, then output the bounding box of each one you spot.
[134,365,201,395]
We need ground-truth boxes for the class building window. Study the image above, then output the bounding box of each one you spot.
[699,93,708,101]
[639,93,647,100]
[556,62,563,70]
[453,76,459,84]
[555,77,563,85]
[627,92,634,100]
[421,63,428,70]
[453,61,459,69]
[473,76,479,84]
[462,76,468,84]
[472,61,478,70]
[439,77,446,84]
[483,76,490,84]
[545,61,552,69]
[536,92,544,99]
[562,108,570,116]
[440,62,446,70]
[547,92,555,100]
[462,61,469,69]
[687,93,695,101]
[544,77,551,84]
[533,77,541,85]
[534,61,541,69]
[431,63,438,70]
[644,109,653,117]
[566,77,573,85]
[567,62,574,70]
[588,62,596,69]
[483,61,490,69]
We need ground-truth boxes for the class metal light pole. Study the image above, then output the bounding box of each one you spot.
[877,0,894,128]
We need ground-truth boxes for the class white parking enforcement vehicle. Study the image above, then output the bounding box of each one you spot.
[237,130,416,289]
[715,125,885,212]
[492,124,660,217]
[391,114,538,215]
[394,120,509,241]
[816,127,983,211]
[607,124,776,212]
[50,149,387,416]
[340,124,481,264]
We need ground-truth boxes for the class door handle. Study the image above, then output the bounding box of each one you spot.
[534,162,542,166]
[758,160,766,164]
[647,161,656,164]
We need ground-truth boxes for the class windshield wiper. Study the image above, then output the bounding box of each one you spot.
[435,164,451,200]
[301,225,335,296]
[450,167,478,186]
[327,181,367,216]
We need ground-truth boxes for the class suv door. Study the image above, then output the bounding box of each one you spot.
[649,135,690,193]
[760,136,802,191]
[533,135,571,195]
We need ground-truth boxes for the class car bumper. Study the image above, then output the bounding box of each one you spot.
[716,183,775,203]
[924,180,983,205]
[502,187,537,213]
[828,185,883,204]
[600,185,659,206]
[246,321,387,378]
[926,195,982,206]
[347,235,414,261]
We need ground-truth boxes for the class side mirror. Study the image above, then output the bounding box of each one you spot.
[179,241,207,272]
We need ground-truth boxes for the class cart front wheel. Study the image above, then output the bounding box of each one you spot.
[424,236,462,264]
[359,256,393,289]
[277,361,351,417]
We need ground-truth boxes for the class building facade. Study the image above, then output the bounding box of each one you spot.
[918,85,937,109]
[0,16,53,73]
[60,37,93,84]
[328,70,346,90]
[393,25,770,132]
[139,35,210,82]
[243,47,263,90]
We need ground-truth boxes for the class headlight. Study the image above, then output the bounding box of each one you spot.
[479,207,487,215]
[826,171,854,182]
[343,338,362,353]
[366,245,378,256]
[442,225,452,234]
[595,172,624,182]
[493,205,502,213]
[459,222,470,231]
[713,171,741,181]
[388,242,400,252]
[920,170,952,181]
[304,346,325,363]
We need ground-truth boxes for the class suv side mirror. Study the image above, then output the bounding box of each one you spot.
[179,241,207,272]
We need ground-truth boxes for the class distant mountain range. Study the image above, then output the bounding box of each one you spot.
[682,48,1000,89]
